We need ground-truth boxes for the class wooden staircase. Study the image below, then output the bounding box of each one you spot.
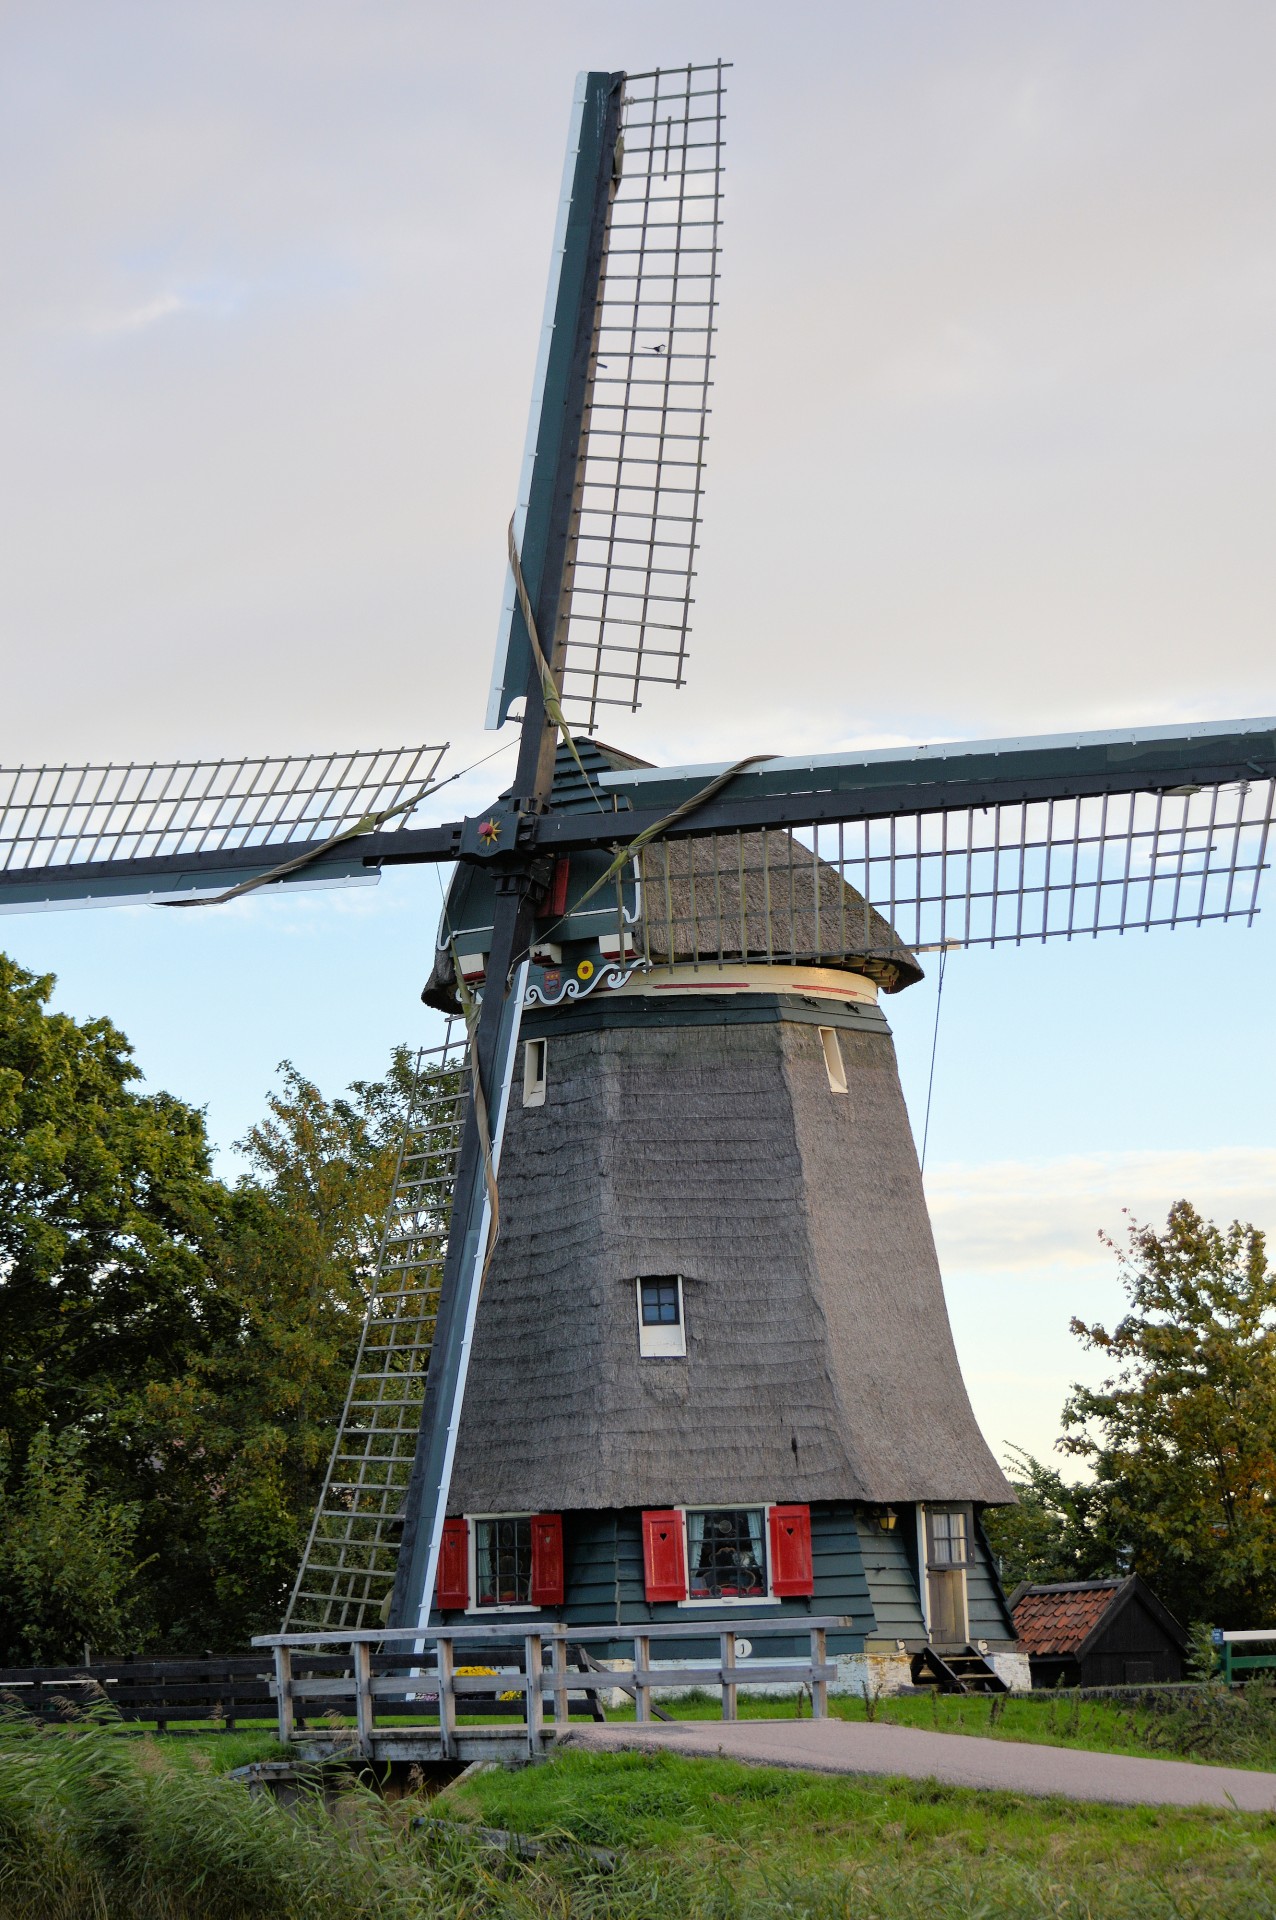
[910,1645,1008,1695]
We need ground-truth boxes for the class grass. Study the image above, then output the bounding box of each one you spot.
[450,1745,1276,1917]
[3,1701,1276,1920]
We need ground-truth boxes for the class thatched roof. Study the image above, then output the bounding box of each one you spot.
[637,832,923,993]
[448,999,1011,1514]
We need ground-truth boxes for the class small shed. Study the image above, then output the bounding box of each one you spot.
[1007,1576,1189,1688]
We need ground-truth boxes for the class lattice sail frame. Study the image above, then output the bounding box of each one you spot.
[632,780,1276,964]
[558,62,727,726]
[0,745,446,877]
[285,1028,468,1633]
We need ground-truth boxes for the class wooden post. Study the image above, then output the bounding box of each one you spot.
[550,1633,570,1729]
[720,1632,737,1721]
[436,1636,456,1760]
[353,1640,374,1752]
[811,1628,828,1719]
[524,1633,544,1758]
[634,1635,652,1723]
[273,1646,294,1745]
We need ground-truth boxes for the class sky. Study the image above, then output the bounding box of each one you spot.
[2,0,1274,1472]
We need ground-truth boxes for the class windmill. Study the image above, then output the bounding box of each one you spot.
[3,62,1273,1683]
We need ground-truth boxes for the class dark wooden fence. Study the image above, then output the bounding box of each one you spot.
[0,1657,277,1733]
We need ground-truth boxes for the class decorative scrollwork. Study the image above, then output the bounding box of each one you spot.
[523,962,639,1010]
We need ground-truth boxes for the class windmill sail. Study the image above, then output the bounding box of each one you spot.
[0,744,447,909]
[285,1030,467,1632]
[487,62,726,732]
[633,779,1275,967]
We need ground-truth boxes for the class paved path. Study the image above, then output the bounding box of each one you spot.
[563,1718,1276,1811]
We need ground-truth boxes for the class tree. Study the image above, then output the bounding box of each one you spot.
[1061,1201,1276,1627]
[0,1429,148,1665]
[0,952,417,1652]
[122,1060,413,1647]
[981,1446,1114,1592]
[0,953,227,1468]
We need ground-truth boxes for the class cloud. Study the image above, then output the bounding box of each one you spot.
[82,291,192,335]
[926,1147,1276,1277]
[74,279,249,338]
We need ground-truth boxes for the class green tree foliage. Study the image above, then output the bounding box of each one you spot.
[981,1445,1113,1592]
[0,1429,149,1664]
[0,953,226,1470]
[1061,1202,1276,1627]
[124,1059,416,1649]
[0,953,415,1657]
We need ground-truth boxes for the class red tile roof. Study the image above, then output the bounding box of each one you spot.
[1010,1581,1125,1656]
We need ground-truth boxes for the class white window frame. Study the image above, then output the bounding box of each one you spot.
[522,1038,547,1108]
[465,1511,541,1615]
[819,1026,848,1093]
[675,1502,779,1608]
[636,1275,687,1358]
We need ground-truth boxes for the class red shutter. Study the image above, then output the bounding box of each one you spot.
[530,1513,565,1606]
[769,1504,814,1596]
[546,857,571,920]
[436,1517,469,1610]
[642,1509,687,1602]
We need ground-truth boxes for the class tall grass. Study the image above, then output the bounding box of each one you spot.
[3,1706,1276,1920]
[0,1703,607,1920]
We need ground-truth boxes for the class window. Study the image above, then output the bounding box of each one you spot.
[926,1509,969,1566]
[474,1516,533,1607]
[640,1504,814,1603]
[687,1508,767,1600]
[523,1039,547,1107]
[819,1026,848,1093]
[445,1514,565,1612]
[636,1275,686,1358]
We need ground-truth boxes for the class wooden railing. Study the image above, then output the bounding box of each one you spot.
[253,1619,840,1759]
[1220,1628,1276,1683]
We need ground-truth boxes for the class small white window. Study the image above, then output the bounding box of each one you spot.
[523,1038,547,1107]
[636,1275,687,1358]
[819,1027,847,1094]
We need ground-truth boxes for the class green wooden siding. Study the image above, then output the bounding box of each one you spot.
[855,1511,926,1638]
[967,1512,1015,1639]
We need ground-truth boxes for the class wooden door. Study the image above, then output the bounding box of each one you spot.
[927,1568,967,1645]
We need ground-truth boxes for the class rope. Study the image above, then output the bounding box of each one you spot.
[506,750,774,979]
[557,752,774,924]
[162,739,514,910]
[920,942,949,1175]
[506,517,606,812]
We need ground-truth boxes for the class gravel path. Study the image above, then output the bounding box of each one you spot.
[563,1717,1276,1810]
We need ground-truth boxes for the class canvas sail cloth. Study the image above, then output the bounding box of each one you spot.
[443,831,1010,1515]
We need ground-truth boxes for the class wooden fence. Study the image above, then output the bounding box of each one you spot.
[0,1657,276,1732]
[1220,1629,1276,1683]
[255,1618,839,1760]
